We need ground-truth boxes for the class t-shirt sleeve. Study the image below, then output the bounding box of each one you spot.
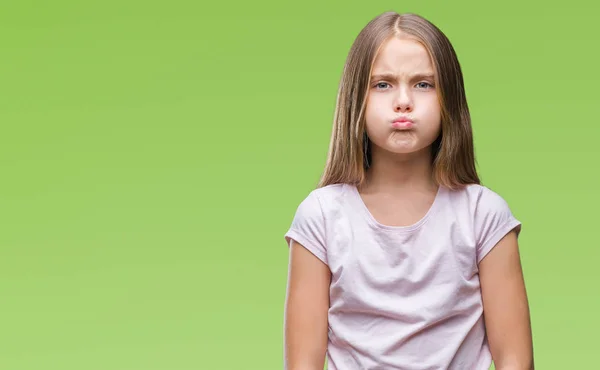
[474,186,522,264]
[284,190,328,265]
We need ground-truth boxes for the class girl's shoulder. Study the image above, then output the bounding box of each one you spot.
[448,183,514,212]
[298,183,350,210]
[449,183,521,254]
[284,183,349,265]
[286,183,356,233]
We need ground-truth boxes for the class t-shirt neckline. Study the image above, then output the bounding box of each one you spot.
[347,183,446,232]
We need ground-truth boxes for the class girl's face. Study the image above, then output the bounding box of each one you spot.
[364,36,441,158]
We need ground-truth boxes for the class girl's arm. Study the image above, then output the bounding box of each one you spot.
[284,240,331,370]
[479,229,534,370]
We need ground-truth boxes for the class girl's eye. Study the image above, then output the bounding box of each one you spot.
[416,82,434,89]
[374,82,390,89]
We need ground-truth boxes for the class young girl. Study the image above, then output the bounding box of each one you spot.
[283,11,534,370]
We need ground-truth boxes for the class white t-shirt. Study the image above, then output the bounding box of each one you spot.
[284,183,522,369]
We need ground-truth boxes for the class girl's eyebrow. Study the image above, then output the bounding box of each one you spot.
[370,72,435,81]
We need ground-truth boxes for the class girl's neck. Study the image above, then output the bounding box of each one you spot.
[362,147,436,195]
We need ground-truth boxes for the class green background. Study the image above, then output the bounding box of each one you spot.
[1,0,597,369]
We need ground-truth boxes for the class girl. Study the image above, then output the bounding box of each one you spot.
[283,11,534,370]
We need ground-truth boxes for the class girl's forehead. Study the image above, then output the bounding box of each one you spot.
[372,37,434,73]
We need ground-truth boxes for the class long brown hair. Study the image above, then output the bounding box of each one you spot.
[317,12,480,190]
